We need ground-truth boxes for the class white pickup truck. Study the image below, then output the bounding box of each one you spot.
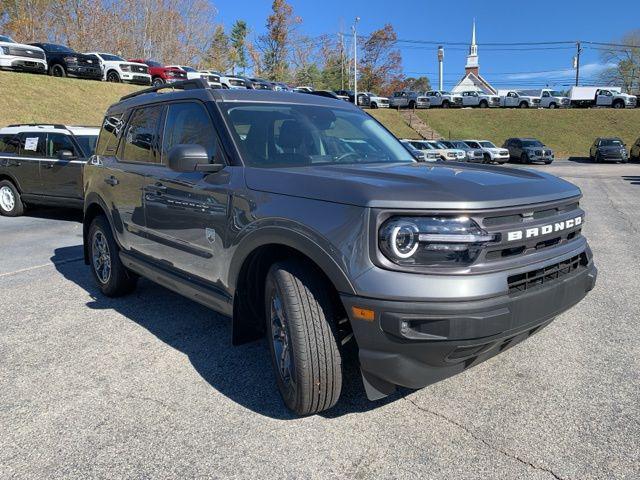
[499,90,541,108]
[569,86,637,109]
[424,90,463,108]
[538,89,570,108]
[389,91,430,109]
[460,91,501,108]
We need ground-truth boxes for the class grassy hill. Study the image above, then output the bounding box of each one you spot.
[416,109,640,158]
[0,71,140,126]
[2,71,638,159]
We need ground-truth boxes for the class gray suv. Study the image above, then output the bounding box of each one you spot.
[503,138,554,164]
[83,80,596,415]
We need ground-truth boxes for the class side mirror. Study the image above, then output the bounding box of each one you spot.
[57,149,76,160]
[167,144,224,173]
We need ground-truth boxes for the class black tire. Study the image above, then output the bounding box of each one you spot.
[264,260,342,415]
[549,103,557,109]
[613,100,624,109]
[106,70,121,83]
[370,102,378,109]
[479,100,488,108]
[544,160,553,165]
[152,77,165,86]
[595,153,602,163]
[519,101,529,109]
[520,153,529,164]
[441,101,450,109]
[50,64,66,77]
[0,180,24,217]
[408,100,416,109]
[88,215,138,297]
[483,153,492,164]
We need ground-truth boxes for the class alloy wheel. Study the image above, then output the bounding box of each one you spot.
[92,230,112,284]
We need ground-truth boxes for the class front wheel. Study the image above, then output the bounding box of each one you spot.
[519,102,529,109]
[265,260,342,415]
[483,153,492,163]
[0,180,24,217]
[152,77,165,87]
[520,153,529,164]
[50,64,66,77]
[106,70,121,83]
[479,101,488,108]
[441,101,450,109]
[88,216,138,297]
[613,101,624,109]
[549,103,557,109]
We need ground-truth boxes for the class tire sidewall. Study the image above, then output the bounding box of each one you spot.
[51,64,66,77]
[152,77,165,86]
[107,70,120,82]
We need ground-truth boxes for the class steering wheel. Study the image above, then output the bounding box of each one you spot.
[334,152,362,164]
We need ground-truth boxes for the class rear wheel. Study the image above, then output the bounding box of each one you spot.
[0,180,24,217]
[265,260,342,415]
[88,215,138,297]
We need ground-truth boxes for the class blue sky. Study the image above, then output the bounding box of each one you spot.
[215,0,637,89]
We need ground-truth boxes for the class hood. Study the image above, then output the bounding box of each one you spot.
[1,40,43,51]
[599,146,625,152]
[244,162,580,209]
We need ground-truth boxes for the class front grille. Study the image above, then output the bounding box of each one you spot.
[7,47,45,59]
[508,254,587,294]
[131,65,148,74]
[207,75,220,83]
[229,79,245,87]
[454,98,463,104]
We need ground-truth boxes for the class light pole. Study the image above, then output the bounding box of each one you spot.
[437,46,444,91]
[352,16,360,105]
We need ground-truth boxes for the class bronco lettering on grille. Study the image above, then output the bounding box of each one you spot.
[507,216,582,242]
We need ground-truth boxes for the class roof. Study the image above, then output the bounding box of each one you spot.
[110,82,359,114]
[452,71,497,95]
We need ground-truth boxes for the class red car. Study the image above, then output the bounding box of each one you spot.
[128,59,186,86]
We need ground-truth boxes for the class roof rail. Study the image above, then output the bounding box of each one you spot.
[7,123,67,129]
[119,78,210,102]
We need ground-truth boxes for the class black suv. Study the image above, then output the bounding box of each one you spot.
[83,80,596,415]
[589,137,629,163]
[28,43,102,80]
[0,124,99,216]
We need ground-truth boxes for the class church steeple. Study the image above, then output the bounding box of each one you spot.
[465,19,479,76]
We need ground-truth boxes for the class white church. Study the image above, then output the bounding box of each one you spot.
[451,21,497,95]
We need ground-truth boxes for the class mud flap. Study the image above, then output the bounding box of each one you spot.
[361,368,396,400]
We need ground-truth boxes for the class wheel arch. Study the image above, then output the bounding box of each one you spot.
[0,173,22,193]
[229,228,355,345]
[82,194,120,265]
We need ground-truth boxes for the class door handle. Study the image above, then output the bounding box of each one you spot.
[104,176,119,186]
[44,163,54,169]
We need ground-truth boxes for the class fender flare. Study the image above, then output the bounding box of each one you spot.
[0,171,23,193]
[228,226,356,296]
[82,193,123,263]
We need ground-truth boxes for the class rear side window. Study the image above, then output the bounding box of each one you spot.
[96,114,124,155]
[46,133,77,158]
[0,134,21,154]
[19,133,46,157]
[162,102,217,162]
[121,105,163,163]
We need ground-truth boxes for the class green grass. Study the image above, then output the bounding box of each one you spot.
[417,109,640,158]
[367,109,420,139]
[0,70,141,127]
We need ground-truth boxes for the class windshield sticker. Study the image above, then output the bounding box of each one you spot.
[24,137,39,151]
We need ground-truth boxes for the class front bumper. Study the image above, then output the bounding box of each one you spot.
[121,72,151,85]
[66,65,102,79]
[341,253,596,398]
[0,57,46,73]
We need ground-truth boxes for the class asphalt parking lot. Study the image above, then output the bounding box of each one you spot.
[1,159,639,480]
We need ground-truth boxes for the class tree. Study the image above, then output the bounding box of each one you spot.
[599,30,640,94]
[404,76,431,92]
[229,20,248,75]
[359,24,403,96]
[259,0,300,82]
[204,24,232,72]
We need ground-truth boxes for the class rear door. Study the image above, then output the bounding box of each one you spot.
[142,100,232,283]
[39,132,84,198]
[1,133,38,193]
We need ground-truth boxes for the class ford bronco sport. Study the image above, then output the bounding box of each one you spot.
[83,79,597,415]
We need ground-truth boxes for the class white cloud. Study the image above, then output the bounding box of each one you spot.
[506,63,617,80]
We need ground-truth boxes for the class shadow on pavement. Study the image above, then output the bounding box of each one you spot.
[52,245,405,419]
[622,176,640,185]
[567,157,592,163]
[23,206,83,222]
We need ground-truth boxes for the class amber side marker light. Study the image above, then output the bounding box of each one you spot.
[352,306,375,322]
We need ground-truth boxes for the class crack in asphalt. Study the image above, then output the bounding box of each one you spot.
[403,396,567,480]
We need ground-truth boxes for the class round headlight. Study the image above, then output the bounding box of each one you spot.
[389,222,419,258]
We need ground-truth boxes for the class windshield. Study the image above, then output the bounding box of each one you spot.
[75,135,98,156]
[41,43,74,53]
[223,103,414,168]
[464,141,481,149]
[0,35,15,43]
[600,139,623,147]
[146,60,162,67]
[431,141,448,149]
[181,66,196,72]
[522,140,544,147]
[549,91,564,96]
[101,53,125,61]
[452,141,469,150]
[479,141,496,148]
[438,91,450,95]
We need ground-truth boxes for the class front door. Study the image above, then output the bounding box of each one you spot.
[39,132,84,198]
[142,101,232,283]
[596,90,613,106]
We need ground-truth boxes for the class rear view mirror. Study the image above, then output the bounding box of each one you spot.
[167,144,224,173]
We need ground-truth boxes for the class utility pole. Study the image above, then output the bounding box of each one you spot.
[352,17,360,105]
[340,32,345,91]
[574,41,582,87]
[437,46,444,91]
